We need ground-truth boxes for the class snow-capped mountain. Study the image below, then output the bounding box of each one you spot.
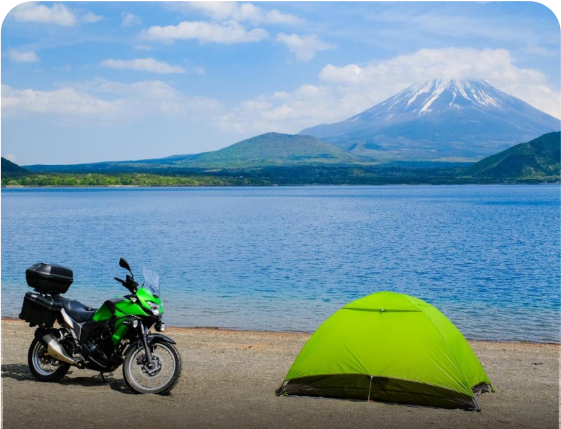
[300,79,560,161]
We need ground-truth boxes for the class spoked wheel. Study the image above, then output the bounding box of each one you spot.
[123,340,181,394]
[28,338,70,382]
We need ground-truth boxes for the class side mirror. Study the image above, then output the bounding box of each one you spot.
[119,258,133,278]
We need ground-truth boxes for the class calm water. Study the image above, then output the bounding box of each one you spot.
[1,186,559,343]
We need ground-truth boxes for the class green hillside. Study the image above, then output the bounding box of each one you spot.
[466,132,560,182]
[182,133,355,167]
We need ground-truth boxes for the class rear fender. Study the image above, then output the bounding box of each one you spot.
[34,327,62,346]
[34,328,50,346]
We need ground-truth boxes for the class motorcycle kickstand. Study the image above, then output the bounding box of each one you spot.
[100,372,106,383]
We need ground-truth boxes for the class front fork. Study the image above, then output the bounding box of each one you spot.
[138,323,153,363]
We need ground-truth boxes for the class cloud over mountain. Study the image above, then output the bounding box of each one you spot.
[220,48,561,137]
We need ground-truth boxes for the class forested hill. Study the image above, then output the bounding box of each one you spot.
[1,157,28,177]
[467,132,560,181]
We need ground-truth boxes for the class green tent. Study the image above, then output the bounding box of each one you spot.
[277,292,493,410]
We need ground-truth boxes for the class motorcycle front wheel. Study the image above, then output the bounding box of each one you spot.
[123,339,182,394]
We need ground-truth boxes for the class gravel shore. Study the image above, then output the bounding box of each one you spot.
[1,319,559,429]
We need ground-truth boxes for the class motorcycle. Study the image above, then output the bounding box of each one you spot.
[19,258,182,395]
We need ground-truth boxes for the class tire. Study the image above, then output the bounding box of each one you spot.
[123,339,182,395]
[28,338,70,382]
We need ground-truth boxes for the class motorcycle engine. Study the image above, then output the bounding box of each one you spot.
[84,338,111,366]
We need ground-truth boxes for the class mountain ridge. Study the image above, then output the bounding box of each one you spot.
[18,80,561,177]
[300,79,560,161]
[5,132,559,186]
[25,132,356,172]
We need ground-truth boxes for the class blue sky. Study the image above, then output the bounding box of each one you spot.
[2,1,560,165]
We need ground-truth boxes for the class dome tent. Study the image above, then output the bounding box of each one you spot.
[277,292,493,410]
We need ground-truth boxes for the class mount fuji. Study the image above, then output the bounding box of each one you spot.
[300,79,560,161]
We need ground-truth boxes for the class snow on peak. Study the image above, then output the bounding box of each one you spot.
[385,79,507,116]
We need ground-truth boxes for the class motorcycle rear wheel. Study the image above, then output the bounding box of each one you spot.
[28,338,70,382]
[123,339,182,395]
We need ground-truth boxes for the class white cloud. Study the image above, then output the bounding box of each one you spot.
[81,11,103,23]
[2,85,118,116]
[220,84,339,135]
[2,80,221,122]
[143,20,268,44]
[10,2,103,26]
[101,58,187,74]
[11,2,76,26]
[121,12,141,28]
[167,2,303,25]
[319,48,542,85]
[220,47,561,135]
[8,50,39,63]
[276,33,336,62]
[95,80,222,116]
[319,48,560,117]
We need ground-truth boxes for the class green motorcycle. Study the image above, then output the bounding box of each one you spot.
[19,258,181,395]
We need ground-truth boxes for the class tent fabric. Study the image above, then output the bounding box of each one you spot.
[278,292,493,410]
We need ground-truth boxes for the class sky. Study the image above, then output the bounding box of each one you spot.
[1,1,560,165]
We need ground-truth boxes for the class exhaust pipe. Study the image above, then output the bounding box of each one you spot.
[41,334,77,366]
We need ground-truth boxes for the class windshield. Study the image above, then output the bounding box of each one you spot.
[142,268,160,297]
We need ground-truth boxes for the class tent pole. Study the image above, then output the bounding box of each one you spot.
[367,376,373,402]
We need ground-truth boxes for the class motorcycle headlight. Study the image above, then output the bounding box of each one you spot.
[148,301,160,316]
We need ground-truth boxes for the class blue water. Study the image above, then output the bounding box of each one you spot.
[1,186,559,343]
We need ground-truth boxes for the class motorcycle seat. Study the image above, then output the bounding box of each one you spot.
[52,296,97,323]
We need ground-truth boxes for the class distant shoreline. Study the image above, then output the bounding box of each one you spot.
[3,317,558,345]
[3,182,560,189]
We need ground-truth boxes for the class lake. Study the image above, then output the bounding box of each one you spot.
[1,185,559,343]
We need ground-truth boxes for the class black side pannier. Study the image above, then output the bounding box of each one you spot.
[26,263,73,295]
[19,292,63,328]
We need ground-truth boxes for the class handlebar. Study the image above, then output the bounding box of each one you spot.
[114,275,138,293]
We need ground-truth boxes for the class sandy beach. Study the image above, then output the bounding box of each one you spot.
[1,319,559,429]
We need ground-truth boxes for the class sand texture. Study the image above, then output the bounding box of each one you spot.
[1,319,559,428]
